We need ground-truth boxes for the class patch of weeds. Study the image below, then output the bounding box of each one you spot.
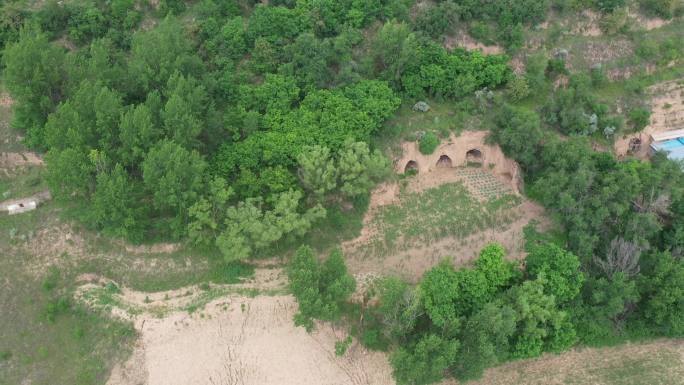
[298,194,369,251]
[104,282,120,294]
[364,182,520,255]
[184,287,271,313]
[199,282,211,291]
[36,346,49,360]
[0,350,12,361]
[209,260,254,284]
[42,267,61,292]
[42,296,71,323]
[335,336,353,356]
[419,131,440,155]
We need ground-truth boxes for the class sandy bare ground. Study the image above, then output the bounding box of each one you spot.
[91,268,394,385]
[444,33,504,55]
[541,9,671,37]
[0,93,13,107]
[615,79,684,158]
[122,242,181,254]
[0,151,43,169]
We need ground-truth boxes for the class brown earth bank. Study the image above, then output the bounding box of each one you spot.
[615,79,684,158]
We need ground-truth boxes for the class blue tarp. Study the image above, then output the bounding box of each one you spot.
[652,138,684,161]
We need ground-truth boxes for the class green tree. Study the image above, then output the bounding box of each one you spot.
[390,334,459,385]
[297,145,338,201]
[455,302,516,381]
[288,245,356,330]
[491,104,543,170]
[506,76,530,101]
[376,277,422,340]
[246,5,306,46]
[420,262,462,330]
[337,139,389,198]
[525,243,585,305]
[419,132,439,155]
[161,72,210,149]
[216,190,325,262]
[281,32,334,89]
[475,243,516,288]
[118,103,161,166]
[187,177,234,247]
[45,147,95,200]
[639,251,684,336]
[90,164,142,240]
[628,108,651,132]
[43,80,123,155]
[413,1,460,39]
[129,16,203,96]
[2,28,65,148]
[639,0,678,18]
[505,277,576,358]
[574,273,639,344]
[370,21,420,88]
[142,140,207,236]
[66,2,107,45]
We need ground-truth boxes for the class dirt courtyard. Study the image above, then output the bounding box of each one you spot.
[343,132,548,282]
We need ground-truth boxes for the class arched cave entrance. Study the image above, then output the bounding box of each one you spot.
[404,160,419,174]
[466,149,483,165]
[436,155,453,168]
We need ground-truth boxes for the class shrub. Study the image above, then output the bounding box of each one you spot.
[506,77,530,101]
[419,132,439,155]
[629,108,651,131]
[0,350,11,361]
[639,0,678,18]
[596,0,626,12]
[335,336,353,356]
[43,296,71,322]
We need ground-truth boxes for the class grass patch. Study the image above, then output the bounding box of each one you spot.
[183,286,285,313]
[0,165,47,201]
[0,266,135,385]
[297,195,369,253]
[358,181,521,257]
[593,348,683,385]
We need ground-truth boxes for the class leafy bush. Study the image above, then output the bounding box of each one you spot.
[639,0,678,18]
[419,132,440,155]
[414,1,460,39]
[335,336,353,356]
[596,0,626,12]
[629,108,651,131]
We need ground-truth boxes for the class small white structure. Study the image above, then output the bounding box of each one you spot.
[7,200,37,215]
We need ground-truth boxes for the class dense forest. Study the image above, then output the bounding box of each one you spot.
[2,0,684,384]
